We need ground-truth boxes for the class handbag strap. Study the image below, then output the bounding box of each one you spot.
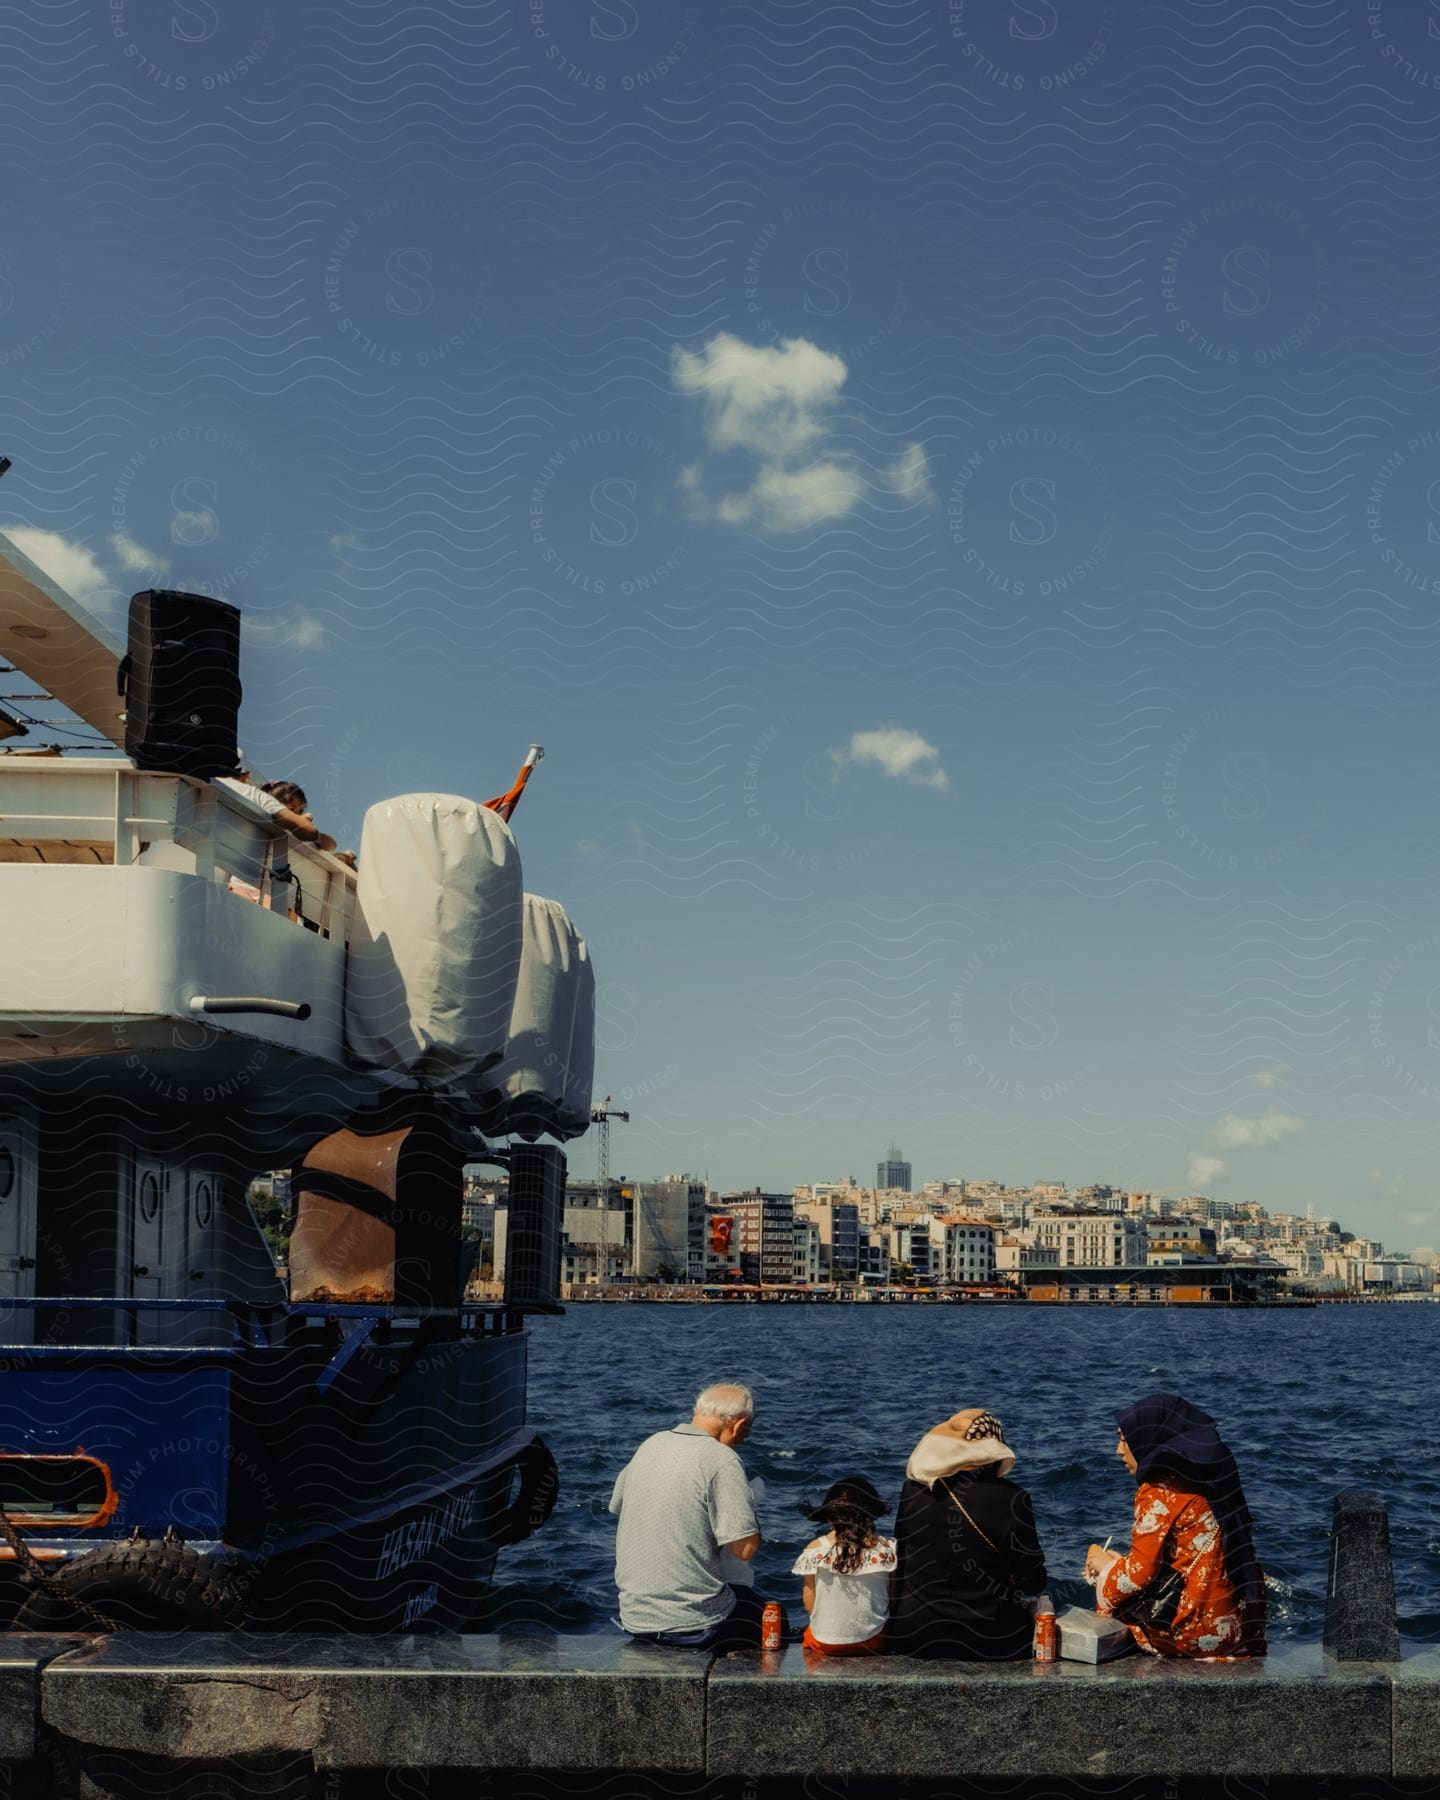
[938,1479,1001,1555]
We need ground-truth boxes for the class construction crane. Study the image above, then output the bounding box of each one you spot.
[590,1096,630,1192]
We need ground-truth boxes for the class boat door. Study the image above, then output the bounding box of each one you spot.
[0,1112,36,1345]
[126,1154,167,1343]
[177,1167,225,1345]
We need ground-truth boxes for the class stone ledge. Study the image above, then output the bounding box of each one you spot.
[40,1632,711,1773]
[27,1632,1440,1777]
[0,1633,89,1764]
[706,1644,1395,1780]
[1392,1646,1440,1778]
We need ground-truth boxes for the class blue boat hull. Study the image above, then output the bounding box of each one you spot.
[0,1324,549,1632]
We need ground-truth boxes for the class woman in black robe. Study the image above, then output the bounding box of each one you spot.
[888,1407,1047,1660]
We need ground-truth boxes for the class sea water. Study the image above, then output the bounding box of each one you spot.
[500,1302,1440,1643]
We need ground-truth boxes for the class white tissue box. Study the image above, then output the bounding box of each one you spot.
[1056,1605,1134,1663]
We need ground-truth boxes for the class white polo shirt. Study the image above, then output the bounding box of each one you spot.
[609,1423,758,1635]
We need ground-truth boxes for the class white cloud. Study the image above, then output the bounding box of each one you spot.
[884,442,934,505]
[244,610,327,651]
[672,333,847,458]
[1252,1068,1279,1089]
[1213,1109,1304,1150]
[833,727,949,792]
[109,532,168,576]
[328,532,360,553]
[171,508,218,546]
[2,527,115,608]
[1186,1154,1227,1189]
[671,333,921,533]
[716,461,864,532]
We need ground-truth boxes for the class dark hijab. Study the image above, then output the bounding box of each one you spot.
[1115,1392,1264,1614]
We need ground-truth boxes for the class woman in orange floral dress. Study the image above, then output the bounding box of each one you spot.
[1084,1393,1266,1659]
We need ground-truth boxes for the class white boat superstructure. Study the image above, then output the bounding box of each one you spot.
[0,757,356,1072]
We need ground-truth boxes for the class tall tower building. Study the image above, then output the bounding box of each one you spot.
[877,1144,912,1192]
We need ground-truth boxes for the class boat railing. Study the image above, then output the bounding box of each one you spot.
[0,1294,521,1352]
[0,757,356,942]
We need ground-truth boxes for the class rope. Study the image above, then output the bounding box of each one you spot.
[0,1503,115,1633]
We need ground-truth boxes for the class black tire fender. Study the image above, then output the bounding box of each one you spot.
[13,1538,248,1632]
[491,1437,559,1548]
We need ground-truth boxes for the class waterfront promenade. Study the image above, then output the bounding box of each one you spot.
[549,1282,1339,1305]
[5,1494,1436,1793]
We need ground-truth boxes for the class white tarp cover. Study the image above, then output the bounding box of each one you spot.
[344,793,524,1087]
[480,894,596,1142]
[558,934,595,1138]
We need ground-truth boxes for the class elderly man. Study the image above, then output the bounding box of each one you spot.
[609,1381,763,1647]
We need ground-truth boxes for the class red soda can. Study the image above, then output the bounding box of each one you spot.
[1033,1594,1057,1662]
[761,1601,783,1650]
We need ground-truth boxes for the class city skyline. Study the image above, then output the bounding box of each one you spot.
[468,1162,1434,1298]
[532,1166,1425,1252]
[3,8,1440,1246]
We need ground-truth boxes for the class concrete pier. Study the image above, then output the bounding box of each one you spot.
[14,1631,1436,1783]
[0,1489,1433,1793]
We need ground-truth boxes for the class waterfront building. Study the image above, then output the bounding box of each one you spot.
[704,1206,741,1281]
[684,1179,711,1283]
[795,1197,861,1282]
[1364,1258,1430,1292]
[876,1145,912,1192]
[1033,1214,1148,1269]
[995,1237,1060,1279]
[623,1176,706,1282]
[857,1227,890,1285]
[1018,1255,1285,1304]
[794,1217,822,1285]
[723,1190,796,1286]
[1321,1252,1370,1292]
[931,1217,997,1284]
[556,1183,627,1286]
[889,1220,935,1283]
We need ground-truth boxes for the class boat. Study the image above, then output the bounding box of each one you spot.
[0,532,589,1631]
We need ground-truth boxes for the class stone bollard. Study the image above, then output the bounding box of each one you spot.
[1324,1488,1400,1662]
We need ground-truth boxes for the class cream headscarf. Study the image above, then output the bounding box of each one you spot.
[905,1407,1017,1486]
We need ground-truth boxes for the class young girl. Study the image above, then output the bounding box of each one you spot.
[791,1475,896,1656]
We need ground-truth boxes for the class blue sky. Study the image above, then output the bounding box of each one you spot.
[3,1,1440,1247]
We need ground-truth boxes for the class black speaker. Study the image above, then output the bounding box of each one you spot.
[118,589,242,780]
[505,1143,568,1311]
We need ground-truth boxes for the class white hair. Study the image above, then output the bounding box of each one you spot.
[694,1382,754,1425]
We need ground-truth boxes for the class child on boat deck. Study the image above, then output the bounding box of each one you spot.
[791,1476,896,1656]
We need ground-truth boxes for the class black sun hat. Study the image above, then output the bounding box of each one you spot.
[804,1475,889,1522]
